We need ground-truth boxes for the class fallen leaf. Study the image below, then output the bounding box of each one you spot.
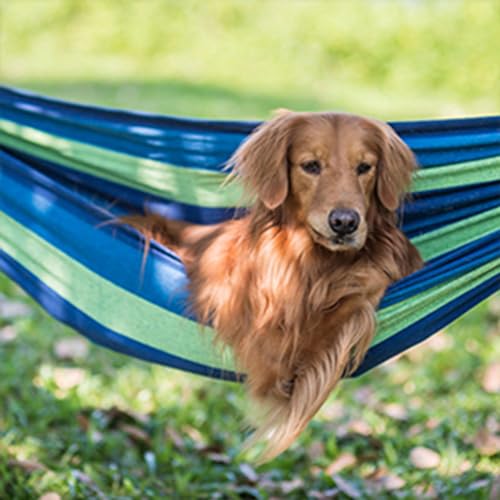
[118,423,151,446]
[367,473,406,492]
[337,419,372,438]
[206,452,231,464]
[307,440,325,460]
[326,452,357,475]
[8,458,46,473]
[76,413,90,431]
[53,367,85,390]
[407,424,423,438]
[489,475,500,500]
[426,331,452,351]
[354,386,377,405]
[106,406,150,425]
[165,427,185,449]
[280,478,304,494]
[332,474,361,498]
[413,483,438,498]
[0,325,17,343]
[459,460,472,472]
[72,470,106,499]
[381,402,408,421]
[183,425,206,449]
[425,417,441,430]
[239,463,258,483]
[481,362,500,393]
[0,297,32,318]
[309,488,339,499]
[409,446,440,469]
[54,337,89,361]
[473,427,500,456]
[39,494,61,500]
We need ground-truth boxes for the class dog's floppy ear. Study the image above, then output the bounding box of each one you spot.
[376,123,417,211]
[230,112,297,209]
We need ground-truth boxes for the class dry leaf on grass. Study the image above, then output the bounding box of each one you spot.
[325,452,357,475]
[54,337,89,361]
[472,427,500,456]
[0,297,32,318]
[307,440,325,460]
[332,474,361,498]
[309,488,339,499]
[409,446,441,469]
[481,362,500,393]
[165,426,185,449]
[72,470,107,499]
[39,494,62,500]
[380,402,408,421]
[53,367,85,390]
[107,406,150,426]
[0,325,17,343]
[118,423,151,446]
[336,418,372,438]
[366,471,406,492]
[8,458,46,473]
[239,463,259,484]
[489,475,500,500]
[206,452,231,464]
[280,478,304,494]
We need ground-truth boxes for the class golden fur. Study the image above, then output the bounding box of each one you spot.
[122,112,423,461]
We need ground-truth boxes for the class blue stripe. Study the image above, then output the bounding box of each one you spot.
[382,231,500,307]
[1,146,498,322]
[1,85,499,170]
[0,148,195,317]
[0,248,239,381]
[7,146,235,225]
[356,274,500,376]
[1,244,496,380]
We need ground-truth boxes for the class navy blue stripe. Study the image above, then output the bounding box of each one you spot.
[6,146,235,225]
[5,145,499,238]
[1,85,499,170]
[1,244,496,380]
[355,275,500,376]
[382,231,500,307]
[0,148,196,317]
[1,146,498,321]
[0,248,239,382]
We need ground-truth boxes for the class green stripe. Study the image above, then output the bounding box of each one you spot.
[373,258,499,345]
[412,155,500,192]
[0,210,235,372]
[0,119,243,209]
[1,119,499,209]
[1,210,497,375]
[412,206,500,261]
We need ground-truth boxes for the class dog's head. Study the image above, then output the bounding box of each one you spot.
[232,111,416,252]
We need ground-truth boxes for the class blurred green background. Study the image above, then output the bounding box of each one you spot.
[2,0,500,119]
[0,1,499,498]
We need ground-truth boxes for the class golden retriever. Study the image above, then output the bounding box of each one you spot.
[122,111,423,461]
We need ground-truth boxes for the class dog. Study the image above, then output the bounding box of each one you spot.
[122,111,423,461]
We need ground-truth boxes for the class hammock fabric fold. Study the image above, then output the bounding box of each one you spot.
[0,86,498,381]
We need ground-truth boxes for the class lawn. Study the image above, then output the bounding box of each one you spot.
[0,1,499,498]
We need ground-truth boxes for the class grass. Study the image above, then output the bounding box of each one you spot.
[0,1,499,497]
[0,271,498,499]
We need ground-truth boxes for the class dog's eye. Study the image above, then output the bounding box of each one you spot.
[301,160,322,175]
[356,162,372,175]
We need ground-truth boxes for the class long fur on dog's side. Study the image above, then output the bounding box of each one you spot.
[121,112,423,462]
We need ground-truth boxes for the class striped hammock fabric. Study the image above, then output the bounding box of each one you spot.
[0,86,498,381]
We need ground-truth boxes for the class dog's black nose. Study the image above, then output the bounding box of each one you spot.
[328,209,360,235]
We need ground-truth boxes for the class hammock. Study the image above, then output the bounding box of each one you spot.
[0,86,498,381]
